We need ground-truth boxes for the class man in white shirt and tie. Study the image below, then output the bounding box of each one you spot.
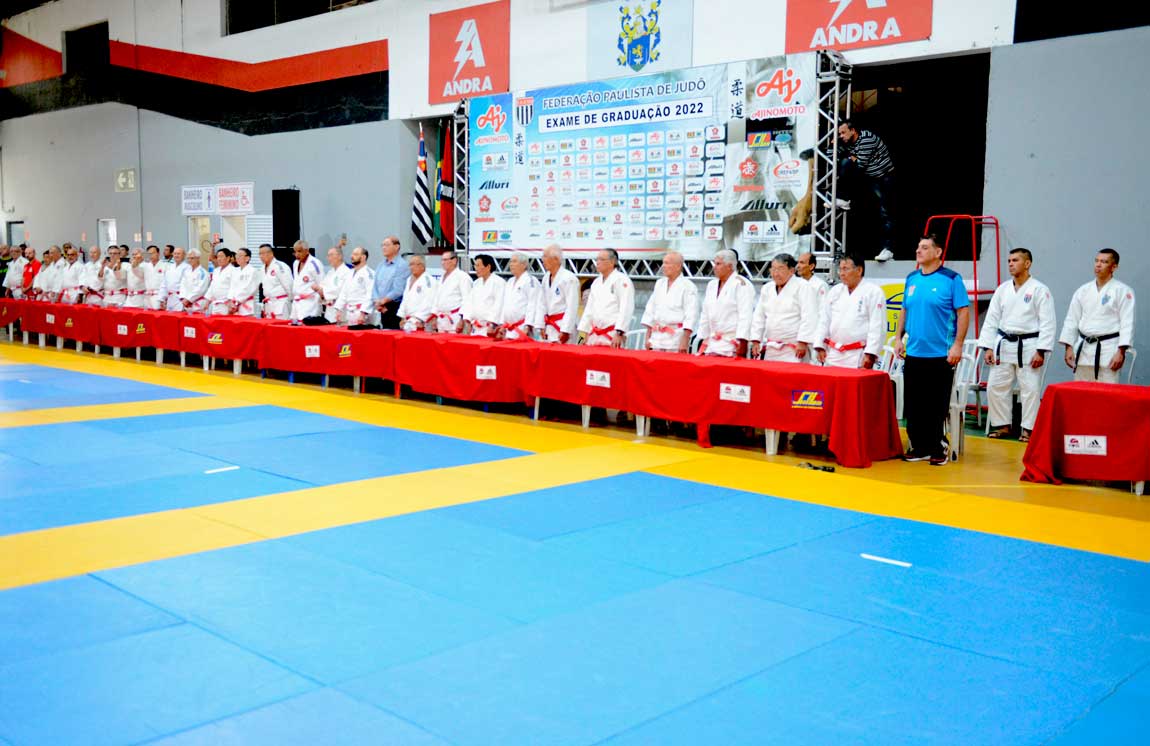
[533,244,580,344]
[1059,248,1136,383]
[463,254,505,337]
[641,250,698,353]
[815,253,887,369]
[578,248,634,348]
[430,250,472,334]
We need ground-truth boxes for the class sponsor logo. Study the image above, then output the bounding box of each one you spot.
[739,157,759,179]
[586,369,611,388]
[1064,435,1107,456]
[338,343,352,358]
[116,324,128,335]
[183,326,196,339]
[791,389,825,410]
[500,196,519,211]
[45,313,56,324]
[478,194,492,213]
[136,323,147,334]
[773,160,802,179]
[719,383,751,403]
[515,96,534,127]
[789,0,932,54]
[479,180,510,191]
[304,344,320,358]
[482,230,498,243]
[207,332,223,345]
[476,365,497,380]
[755,68,801,103]
[476,104,508,133]
[64,318,74,328]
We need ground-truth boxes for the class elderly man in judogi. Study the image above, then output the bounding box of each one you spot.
[695,249,755,357]
[641,250,698,353]
[815,253,887,369]
[163,247,190,311]
[430,250,472,333]
[578,248,635,348]
[80,247,105,306]
[205,248,237,316]
[290,240,325,322]
[317,246,352,323]
[123,248,154,309]
[397,255,438,332]
[179,249,211,314]
[497,252,539,341]
[334,246,376,326]
[257,244,293,319]
[143,245,167,310]
[796,251,829,310]
[99,246,128,307]
[227,248,262,317]
[60,245,86,304]
[750,252,819,363]
[463,253,505,337]
[533,244,580,344]
[977,247,1057,441]
[1060,247,1136,384]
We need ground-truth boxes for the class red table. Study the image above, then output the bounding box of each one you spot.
[393,333,529,402]
[15,302,101,345]
[259,324,396,378]
[1022,381,1150,485]
[0,298,26,327]
[97,307,156,348]
[523,346,902,468]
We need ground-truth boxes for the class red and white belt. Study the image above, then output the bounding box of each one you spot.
[652,323,683,335]
[86,289,104,299]
[503,318,527,334]
[544,312,565,332]
[128,289,147,296]
[824,338,865,352]
[294,292,316,302]
[764,338,796,349]
[436,306,461,322]
[590,324,616,340]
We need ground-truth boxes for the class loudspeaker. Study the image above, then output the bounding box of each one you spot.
[272,189,301,248]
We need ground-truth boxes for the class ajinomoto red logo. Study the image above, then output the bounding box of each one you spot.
[429,0,510,105]
[786,0,932,54]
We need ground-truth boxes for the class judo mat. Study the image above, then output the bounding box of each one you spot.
[2,346,1149,746]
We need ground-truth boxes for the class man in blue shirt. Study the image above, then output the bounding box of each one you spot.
[894,234,970,465]
[372,235,409,329]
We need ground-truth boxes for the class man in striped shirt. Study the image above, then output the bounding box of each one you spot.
[837,119,896,262]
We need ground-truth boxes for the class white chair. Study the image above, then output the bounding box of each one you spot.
[955,339,985,427]
[878,344,905,420]
[943,355,973,461]
[1123,347,1137,384]
[624,328,647,351]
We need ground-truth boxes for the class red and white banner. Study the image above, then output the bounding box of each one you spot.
[428,0,510,106]
[786,0,932,54]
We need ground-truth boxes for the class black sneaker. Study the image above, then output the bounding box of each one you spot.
[929,454,948,466]
[902,450,931,462]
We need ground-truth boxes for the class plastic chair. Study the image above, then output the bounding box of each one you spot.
[624,328,647,351]
[1123,347,1137,384]
[878,344,905,420]
[945,354,974,461]
[954,339,984,427]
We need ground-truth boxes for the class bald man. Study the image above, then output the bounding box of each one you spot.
[498,252,539,341]
[319,246,352,323]
[641,250,698,353]
[397,255,438,332]
[578,249,634,348]
[533,244,580,343]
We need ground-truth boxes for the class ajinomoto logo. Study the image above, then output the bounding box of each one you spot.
[791,390,825,409]
[338,344,352,358]
[207,332,223,345]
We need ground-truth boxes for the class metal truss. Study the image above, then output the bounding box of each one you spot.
[483,255,775,281]
[452,101,469,257]
[811,50,852,263]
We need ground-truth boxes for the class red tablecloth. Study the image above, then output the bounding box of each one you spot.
[15,302,102,344]
[393,333,529,402]
[1021,381,1150,484]
[259,324,396,378]
[523,346,902,468]
[0,298,26,326]
[97,307,155,348]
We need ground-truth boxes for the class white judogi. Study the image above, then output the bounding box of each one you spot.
[144,261,167,310]
[977,277,1056,430]
[816,280,887,368]
[205,264,237,316]
[751,275,819,362]
[228,263,262,317]
[804,274,830,311]
[695,274,755,357]
[533,268,580,343]
[124,262,153,309]
[61,259,85,304]
[334,265,376,326]
[641,275,699,352]
[431,268,472,334]
[397,272,439,332]
[499,272,540,341]
[179,265,210,314]
[463,274,506,337]
[100,261,127,308]
[260,259,293,319]
[31,262,50,300]
[81,260,104,306]
[320,263,352,323]
[163,262,189,311]
[578,269,635,347]
[1059,277,1136,384]
[4,256,27,299]
[291,255,325,321]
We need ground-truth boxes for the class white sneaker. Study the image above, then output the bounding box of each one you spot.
[874,249,894,262]
[834,198,851,210]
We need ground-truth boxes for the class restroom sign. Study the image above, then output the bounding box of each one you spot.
[217,182,255,215]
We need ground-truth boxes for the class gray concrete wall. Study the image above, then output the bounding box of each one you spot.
[1,103,421,264]
[985,26,1150,384]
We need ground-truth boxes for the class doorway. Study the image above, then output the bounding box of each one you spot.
[5,221,26,246]
[187,216,212,254]
[96,218,117,249]
[220,215,246,251]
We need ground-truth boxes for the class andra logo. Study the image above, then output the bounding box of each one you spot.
[811,0,903,48]
[755,68,801,103]
[476,104,508,133]
[617,0,662,72]
[787,0,932,54]
[441,19,494,97]
[338,344,352,358]
[207,332,223,345]
[791,389,825,409]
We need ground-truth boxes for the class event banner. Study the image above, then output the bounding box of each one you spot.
[469,54,817,260]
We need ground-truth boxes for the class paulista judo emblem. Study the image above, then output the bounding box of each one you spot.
[617,1,662,72]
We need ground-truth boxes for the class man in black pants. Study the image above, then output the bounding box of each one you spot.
[894,235,970,465]
[836,119,896,262]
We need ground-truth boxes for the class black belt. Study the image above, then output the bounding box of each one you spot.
[1075,330,1120,379]
[996,329,1040,366]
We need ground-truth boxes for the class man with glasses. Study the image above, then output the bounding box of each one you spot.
[463,254,505,337]
[695,249,754,357]
[372,236,409,330]
[750,253,819,363]
[578,248,634,348]
[397,255,438,332]
[60,244,85,305]
[228,248,261,317]
[430,250,472,333]
[335,246,376,327]
[815,253,886,369]
[143,245,167,310]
